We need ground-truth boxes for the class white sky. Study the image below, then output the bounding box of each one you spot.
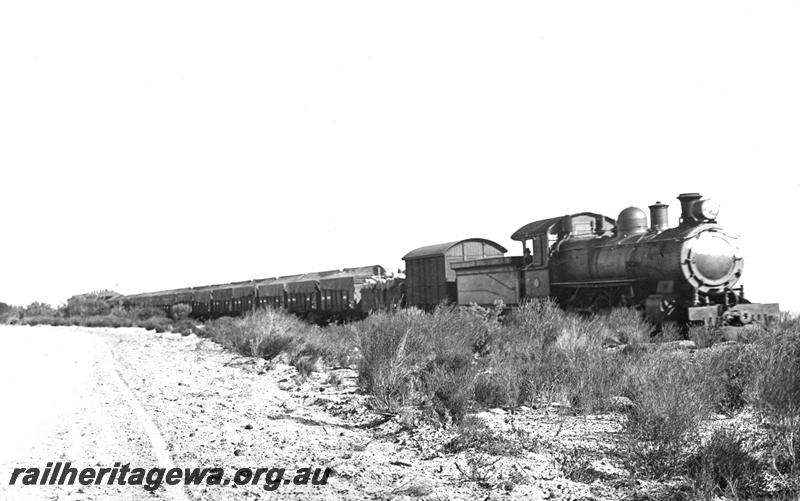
[1,1,798,312]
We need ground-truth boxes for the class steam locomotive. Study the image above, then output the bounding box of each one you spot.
[124,191,778,328]
[407,192,779,327]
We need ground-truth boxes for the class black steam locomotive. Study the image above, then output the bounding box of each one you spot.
[125,191,778,328]
[409,192,778,327]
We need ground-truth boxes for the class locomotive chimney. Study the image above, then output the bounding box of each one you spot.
[677,193,702,226]
[648,201,669,231]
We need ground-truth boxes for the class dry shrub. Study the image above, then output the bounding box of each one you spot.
[750,322,800,495]
[623,351,713,477]
[21,315,64,326]
[22,302,56,317]
[300,323,360,367]
[292,355,318,377]
[355,299,645,420]
[598,307,651,346]
[561,348,628,411]
[443,415,530,456]
[697,343,758,414]
[202,308,358,377]
[685,427,763,500]
[651,321,684,343]
[473,363,525,410]
[688,324,724,349]
[474,300,569,409]
[84,316,134,328]
[205,309,301,359]
[137,316,173,333]
[472,301,636,412]
[129,307,167,321]
[173,319,197,336]
[356,305,486,420]
[554,314,608,352]
[64,295,114,317]
[171,303,192,320]
[503,298,565,348]
[21,314,140,329]
[424,360,473,422]
[356,309,427,412]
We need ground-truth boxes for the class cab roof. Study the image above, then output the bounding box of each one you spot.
[511,212,616,241]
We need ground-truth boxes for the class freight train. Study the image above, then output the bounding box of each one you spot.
[123,192,779,328]
[122,265,405,322]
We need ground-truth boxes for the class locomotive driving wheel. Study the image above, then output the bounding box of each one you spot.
[590,291,613,313]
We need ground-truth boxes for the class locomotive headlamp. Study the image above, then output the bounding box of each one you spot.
[691,199,719,221]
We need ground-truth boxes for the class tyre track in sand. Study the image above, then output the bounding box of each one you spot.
[0,325,189,501]
[103,342,192,501]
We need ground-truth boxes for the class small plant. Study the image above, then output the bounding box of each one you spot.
[684,427,763,500]
[473,366,520,410]
[556,447,598,483]
[137,317,173,333]
[454,450,500,488]
[697,343,757,414]
[203,309,301,359]
[171,303,192,320]
[688,324,724,349]
[598,307,651,346]
[443,415,533,456]
[623,352,712,478]
[327,372,342,387]
[130,307,168,321]
[173,319,197,336]
[750,324,800,495]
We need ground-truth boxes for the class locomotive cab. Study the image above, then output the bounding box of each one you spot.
[512,213,616,302]
[452,213,616,305]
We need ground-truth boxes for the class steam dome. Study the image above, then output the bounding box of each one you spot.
[617,207,648,235]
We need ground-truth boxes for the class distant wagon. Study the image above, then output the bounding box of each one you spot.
[318,265,388,319]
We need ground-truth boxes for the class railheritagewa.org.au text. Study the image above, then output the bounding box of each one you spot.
[8,462,332,492]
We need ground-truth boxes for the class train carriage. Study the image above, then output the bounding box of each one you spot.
[255,277,283,309]
[285,270,340,314]
[191,286,213,318]
[174,288,194,310]
[359,274,405,312]
[208,284,233,317]
[260,275,302,310]
[229,280,256,315]
[318,265,387,317]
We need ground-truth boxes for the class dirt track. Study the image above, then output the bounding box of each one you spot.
[0,325,639,500]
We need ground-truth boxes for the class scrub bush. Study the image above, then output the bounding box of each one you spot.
[137,316,173,333]
[622,351,713,478]
[749,322,800,495]
[356,305,483,420]
[684,427,763,500]
[129,307,168,321]
[171,303,191,320]
[173,319,197,336]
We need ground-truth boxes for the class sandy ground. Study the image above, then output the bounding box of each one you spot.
[0,325,668,500]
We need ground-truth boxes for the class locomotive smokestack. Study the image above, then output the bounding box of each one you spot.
[677,193,702,226]
[649,201,669,231]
